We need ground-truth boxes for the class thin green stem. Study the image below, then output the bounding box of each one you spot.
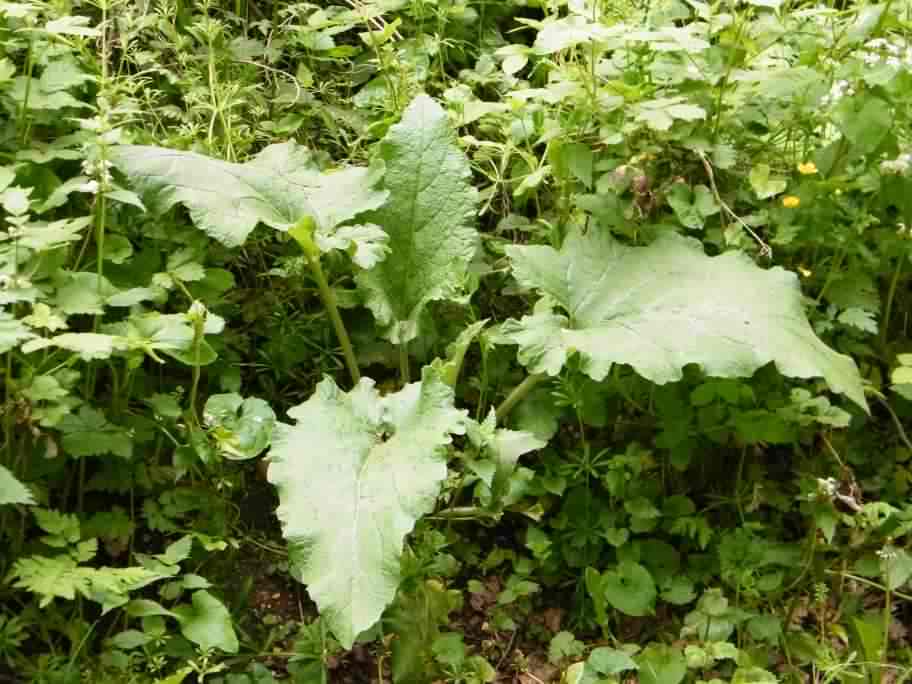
[495,373,547,423]
[290,219,361,386]
[815,246,846,306]
[883,581,893,672]
[881,253,904,346]
[399,343,410,385]
[188,320,203,424]
[18,38,34,144]
[307,254,361,386]
[735,445,747,524]
[824,570,912,603]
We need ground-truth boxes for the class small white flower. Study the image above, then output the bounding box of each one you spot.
[877,546,898,561]
[817,477,839,498]
[78,180,100,194]
[880,153,912,175]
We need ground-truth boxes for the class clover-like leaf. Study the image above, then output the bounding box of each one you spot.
[748,163,787,200]
[496,229,866,411]
[109,142,387,247]
[172,590,239,654]
[203,393,276,461]
[602,561,657,617]
[267,367,466,647]
[357,94,479,343]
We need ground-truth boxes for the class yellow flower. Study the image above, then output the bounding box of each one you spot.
[797,161,818,175]
[798,266,812,278]
[782,195,801,208]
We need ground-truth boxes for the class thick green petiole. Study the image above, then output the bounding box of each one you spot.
[291,218,361,386]
[495,373,547,423]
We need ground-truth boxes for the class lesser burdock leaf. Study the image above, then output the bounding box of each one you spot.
[357,94,479,343]
[267,367,466,647]
[109,142,387,247]
[497,229,866,411]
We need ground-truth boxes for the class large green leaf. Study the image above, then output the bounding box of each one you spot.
[109,142,387,247]
[267,367,466,647]
[496,229,866,410]
[357,94,479,343]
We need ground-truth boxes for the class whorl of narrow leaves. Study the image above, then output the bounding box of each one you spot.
[496,229,867,411]
[267,367,466,648]
[357,94,479,343]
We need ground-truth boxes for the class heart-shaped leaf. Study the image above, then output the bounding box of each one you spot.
[267,367,466,647]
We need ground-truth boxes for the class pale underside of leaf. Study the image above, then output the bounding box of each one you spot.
[109,142,387,247]
[267,368,466,647]
[498,229,867,411]
[357,94,479,343]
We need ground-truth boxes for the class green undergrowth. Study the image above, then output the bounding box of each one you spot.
[1,0,912,682]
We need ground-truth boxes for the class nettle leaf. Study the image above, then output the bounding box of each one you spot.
[496,229,866,411]
[53,272,118,316]
[634,97,706,131]
[109,142,387,247]
[58,407,133,459]
[357,94,479,343]
[0,465,35,505]
[267,367,466,647]
[0,312,36,353]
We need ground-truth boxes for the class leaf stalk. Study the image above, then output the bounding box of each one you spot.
[495,373,547,423]
[291,219,361,386]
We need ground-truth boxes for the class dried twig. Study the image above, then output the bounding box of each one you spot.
[698,151,773,259]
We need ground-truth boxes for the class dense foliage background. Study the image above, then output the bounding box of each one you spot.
[2,0,912,682]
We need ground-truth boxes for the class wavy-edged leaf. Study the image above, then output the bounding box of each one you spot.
[357,95,479,343]
[109,142,387,247]
[496,229,866,411]
[267,367,466,647]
